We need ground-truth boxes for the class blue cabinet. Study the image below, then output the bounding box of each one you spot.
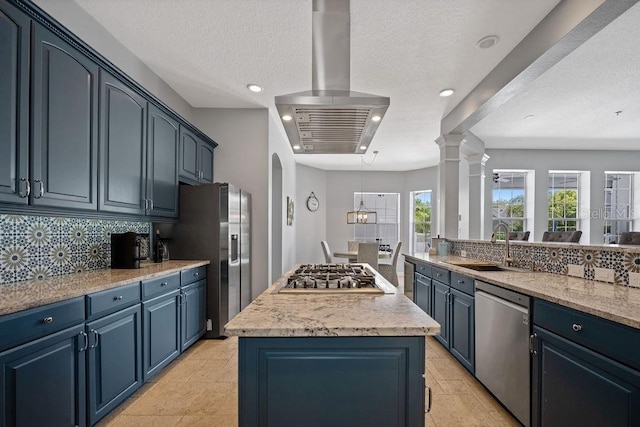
[86,303,142,426]
[0,1,29,205]
[181,279,206,351]
[414,272,432,316]
[0,324,87,427]
[239,336,425,427]
[449,288,474,372]
[179,126,215,185]
[431,279,450,348]
[31,22,99,211]
[147,104,179,218]
[532,299,640,427]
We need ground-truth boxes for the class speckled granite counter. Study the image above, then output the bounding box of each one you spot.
[405,253,640,330]
[0,260,209,316]
[224,266,440,337]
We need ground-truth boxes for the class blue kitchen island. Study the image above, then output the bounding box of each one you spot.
[225,264,440,427]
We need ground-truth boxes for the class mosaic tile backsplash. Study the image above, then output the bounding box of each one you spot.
[449,240,640,287]
[0,214,150,285]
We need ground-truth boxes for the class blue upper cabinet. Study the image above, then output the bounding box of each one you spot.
[99,70,147,216]
[31,22,99,211]
[147,104,179,218]
[179,126,215,185]
[0,1,29,205]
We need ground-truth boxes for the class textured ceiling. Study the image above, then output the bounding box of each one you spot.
[69,0,563,170]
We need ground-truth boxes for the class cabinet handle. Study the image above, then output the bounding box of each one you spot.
[79,332,89,352]
[34,179,44,198]
[19,178,30,198]
[161,281,168,286]
[529,333,537,355]
[196,169,200,180]
[572,323,583,332]
[149,199,153,210]
[436,273,442,277]
[43,316,53,324]
[89,329,100,349]
[425,385,432,413]
[114,295,123,301]
[142,198,147,209]
[457,280,464,284]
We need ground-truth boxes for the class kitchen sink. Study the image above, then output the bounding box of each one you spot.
[442,261,507,271]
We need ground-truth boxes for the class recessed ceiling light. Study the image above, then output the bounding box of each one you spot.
[281,114,292,121]
[293,145,301,150]
[439,88,455,97]
[359,145,367,150]
[371,115,381,122]
[476,35,499,49]
[246,84,262,93]
[524,114,535,120]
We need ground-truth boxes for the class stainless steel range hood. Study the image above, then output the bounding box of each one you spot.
[275,0,389,154]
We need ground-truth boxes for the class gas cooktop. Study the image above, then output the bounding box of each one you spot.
[277,263,386,294]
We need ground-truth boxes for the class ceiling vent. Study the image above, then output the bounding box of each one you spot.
[275,0,390,154]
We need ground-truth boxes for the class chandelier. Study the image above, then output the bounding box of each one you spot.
[347,154,378,224]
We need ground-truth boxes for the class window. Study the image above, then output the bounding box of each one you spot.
[548,172,580,231]
[410,191,431,252]
[492,171,527,239]
[604,172,633,244]
[353,193,399,248]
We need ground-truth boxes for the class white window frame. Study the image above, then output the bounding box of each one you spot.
[548,171,581,232]
[604,172,635,244]
[353,192,400,249]
[492,170,528,238]
[409,190,431,253]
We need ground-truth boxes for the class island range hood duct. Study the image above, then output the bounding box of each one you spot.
[275,0,389,154]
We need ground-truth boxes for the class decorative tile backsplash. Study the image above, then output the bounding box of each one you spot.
[449,240,640,287]
[0,214,149,285]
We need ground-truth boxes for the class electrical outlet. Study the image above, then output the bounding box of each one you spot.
[567,264,583,278]
[629,272,640,288]
[594,267,615,283]
[460,250,467,257]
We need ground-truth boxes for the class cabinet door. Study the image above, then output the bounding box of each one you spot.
[181,279,206,351]
[449,289,474,373]
[142,291,180,381]
[0,324,86,427]
[86,304,142,426]
[199,141,214,184]
[0,1,29,205]
[31,23,98,210]
[178,126,200,183]
[414,272,432,316]
[432,280,450,348]
[99,70,147,215]
[532,326,640,427]
[147,104,178,217]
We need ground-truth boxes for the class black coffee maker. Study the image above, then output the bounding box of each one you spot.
[111,232,147,269]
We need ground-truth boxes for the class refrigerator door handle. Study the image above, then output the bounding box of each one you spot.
[231,234,239,263]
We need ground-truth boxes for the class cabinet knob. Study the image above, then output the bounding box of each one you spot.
[572,323,583,332]
[161,282,168,286]
[43,316,53,324]
[114,295,123,301]
[194,272,199,277]
[457,280,464,284]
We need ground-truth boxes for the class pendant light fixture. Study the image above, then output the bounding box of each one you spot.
[347,154,378,224]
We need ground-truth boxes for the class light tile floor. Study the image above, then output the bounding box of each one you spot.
[99,334,519,426]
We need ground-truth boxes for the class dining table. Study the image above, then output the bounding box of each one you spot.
[333,250,392,263]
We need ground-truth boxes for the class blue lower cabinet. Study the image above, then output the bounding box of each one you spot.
[414,272,432,316]
[239,336,425,427]
[532,325,640,427]
[0,324,86,427]
[449,289,474,373]
[86,304,142,426]
[181,279,206,351]
[432,280,450,348]
[143,290,181,381]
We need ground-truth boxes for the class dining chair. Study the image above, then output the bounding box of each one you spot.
[320,240,332,263]
[508,231,530,241]
[618,232,640,245]
[378,242,402,287]
[347,240,360,252]
[541,231,582,243]
[356,242,379,271]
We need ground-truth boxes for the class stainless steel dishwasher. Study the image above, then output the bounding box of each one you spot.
[475,280,531,427]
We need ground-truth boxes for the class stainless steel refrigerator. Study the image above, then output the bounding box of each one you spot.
[156,183,251,338]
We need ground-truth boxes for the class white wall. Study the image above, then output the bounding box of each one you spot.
[192,108,269,298]
[483,149,640,244]
[295,165,327,264]
[34,0,195,120]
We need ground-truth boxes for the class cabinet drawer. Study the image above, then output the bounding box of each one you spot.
[415,262,431,277]
[431,266,450,285]
[142,272,180,300]
[181,266,206,286]
[534,299,640,371]
[86,282,141,319]
[450,272,474,296]
[0,297,84,352]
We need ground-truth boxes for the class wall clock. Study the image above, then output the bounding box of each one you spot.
[306,192,319,212]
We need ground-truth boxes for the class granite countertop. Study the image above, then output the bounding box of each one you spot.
[224,266,441,338]
[0,260,210,316]
[404,253,640,330]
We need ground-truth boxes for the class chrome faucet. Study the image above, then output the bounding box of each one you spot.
[491,222,514,267]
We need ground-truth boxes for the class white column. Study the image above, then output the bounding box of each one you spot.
[436,134,463,239]
[466,153,490,239]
